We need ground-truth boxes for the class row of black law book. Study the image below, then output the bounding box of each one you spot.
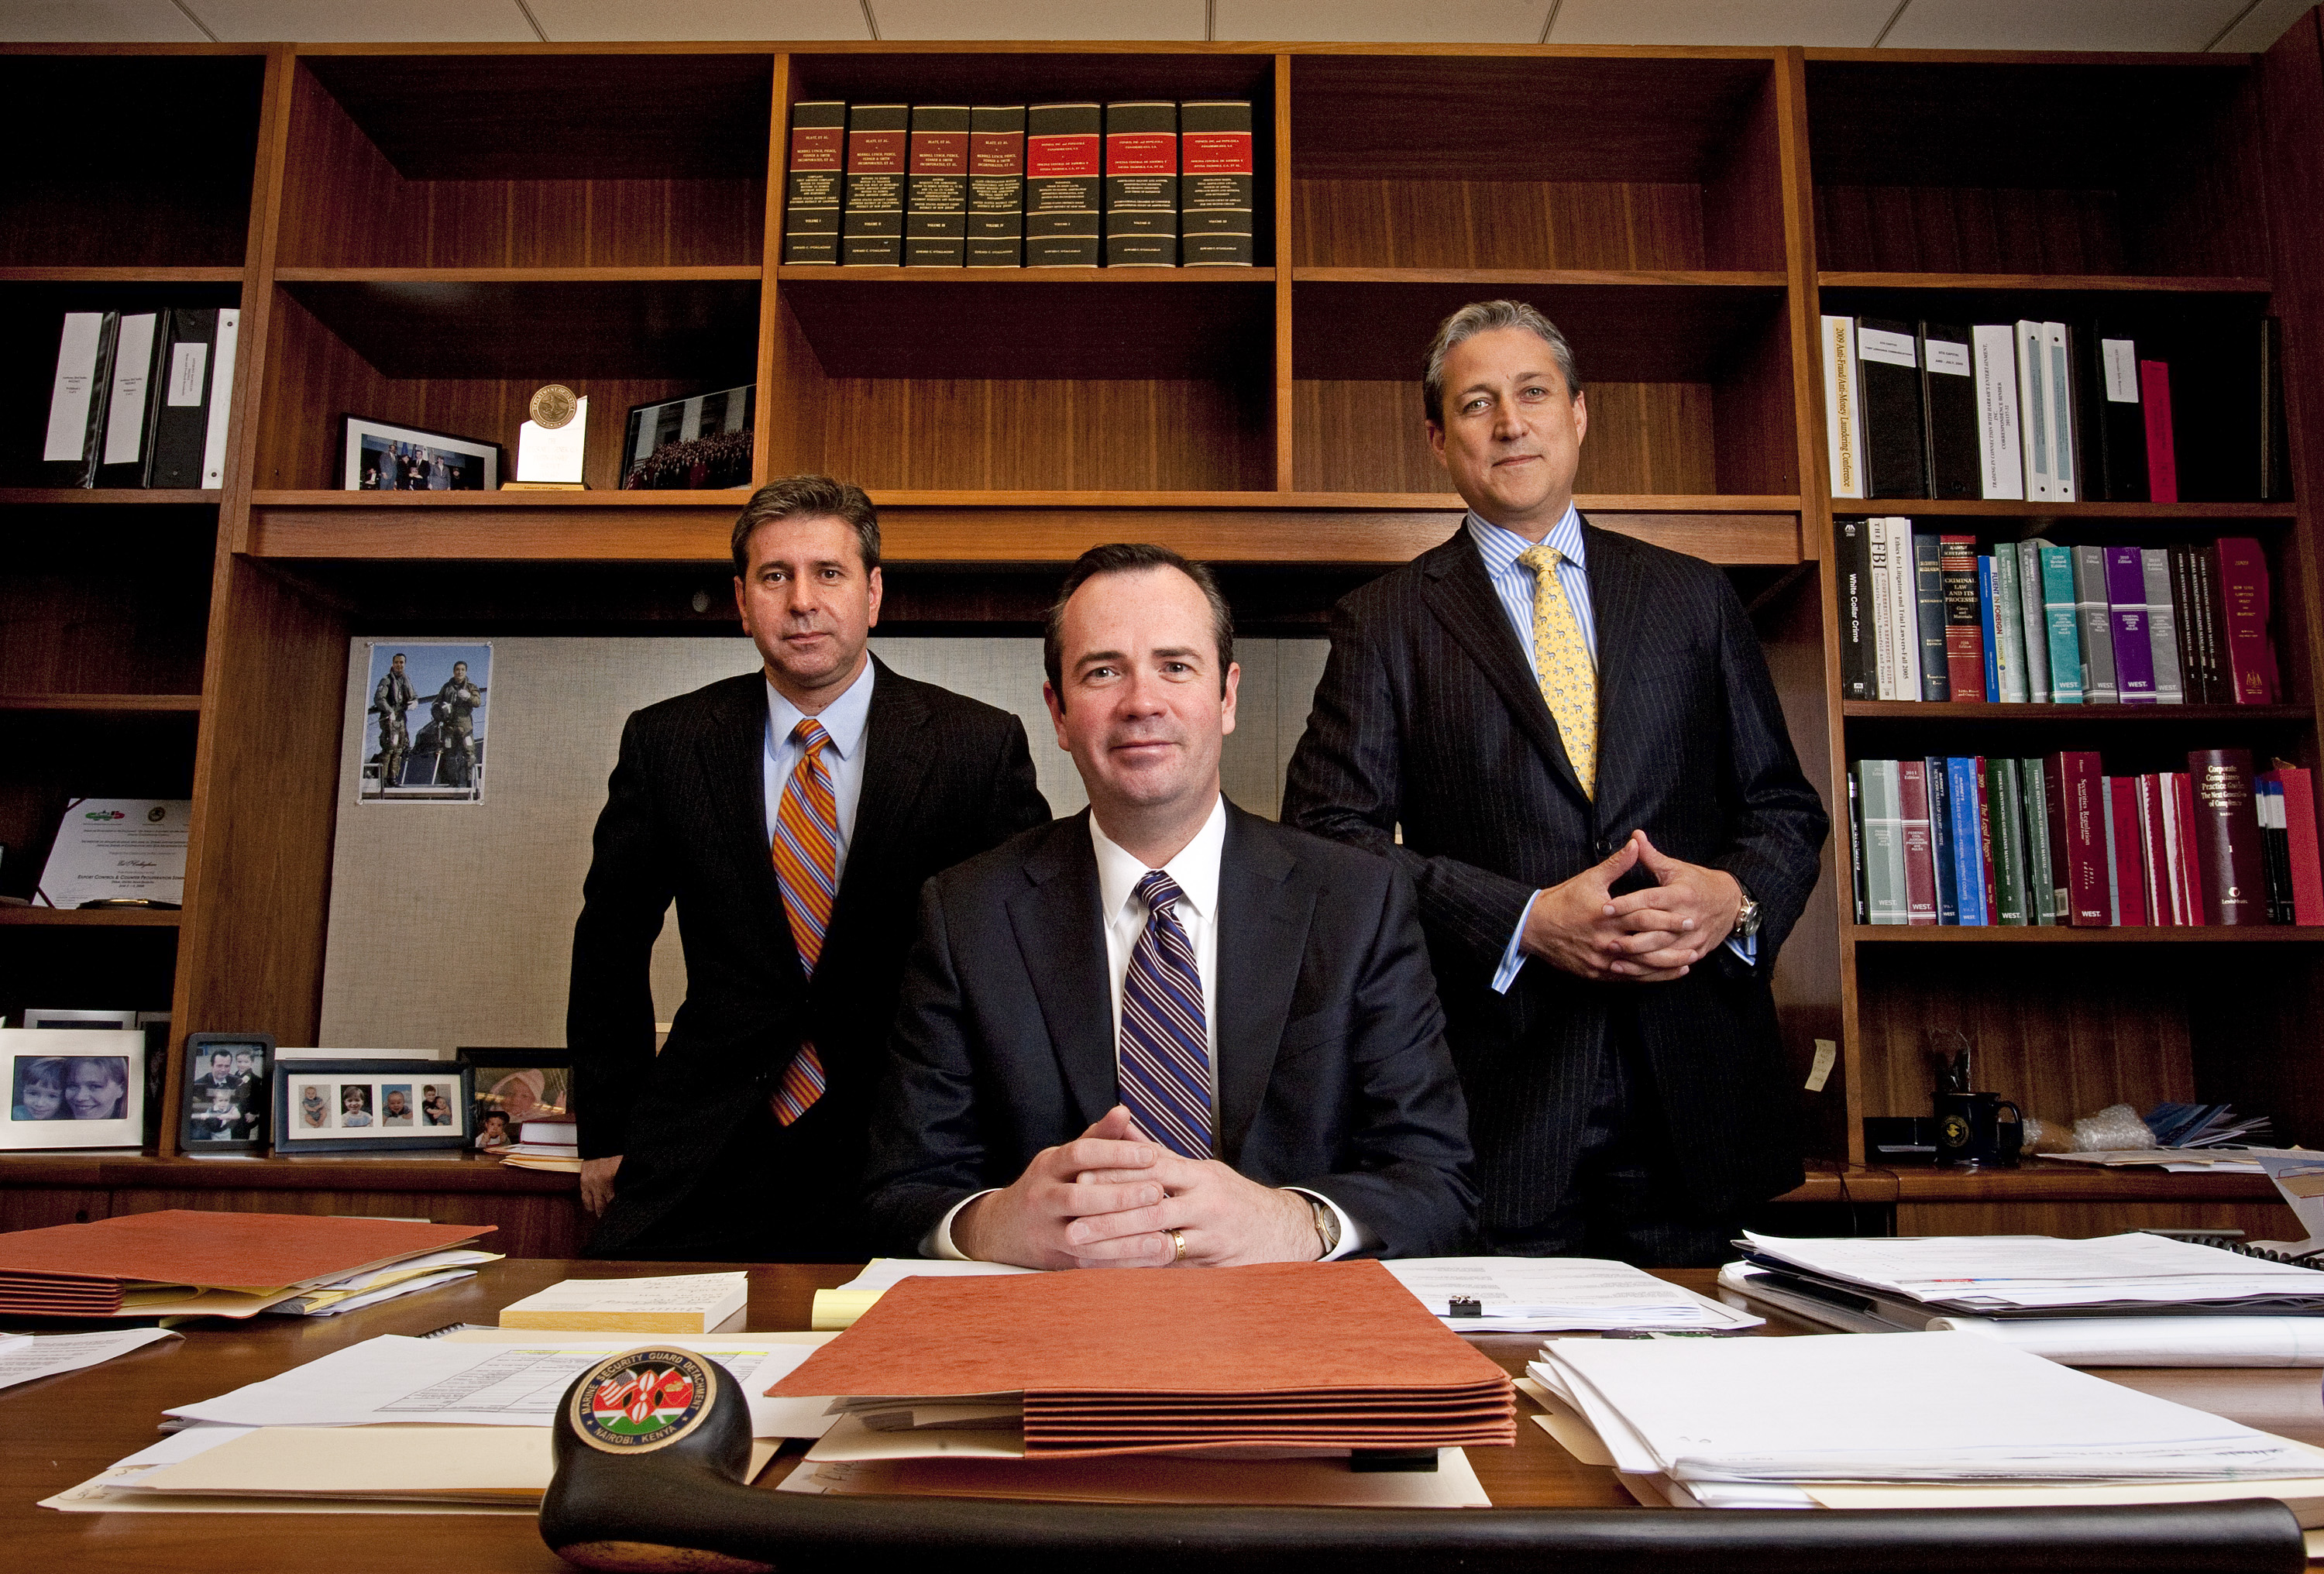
[782,99,1254,268]
[1822,314,2289,505]
[40,308,240,490]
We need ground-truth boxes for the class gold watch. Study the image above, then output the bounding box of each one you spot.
[1308,1195,1341,1259]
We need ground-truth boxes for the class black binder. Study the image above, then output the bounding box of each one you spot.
[1917,321,1980,500]
[2072,321,2149,502]
[144,308,218,490]
[1857,317,1927,498]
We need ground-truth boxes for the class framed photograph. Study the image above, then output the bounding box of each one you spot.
[357,640,492,804]
[621,383,754,490]
[179,1031,275,1156]
[342,415,500,493]
[0,1028,146,1150]
[271,1059,473,1155]
[456,1047,572,1153]
[15,1008,141,1031]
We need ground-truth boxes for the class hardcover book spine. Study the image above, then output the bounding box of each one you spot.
[2016,320,2054,502]
[2140,775,2171,925]
[842,102,909,266]
[1848,769,1868,925]
[1920,321,1981,500]
[2047,750,2108,926]
[1972,324,2023,500]
[1948,756,1989,925]
[1899,760,1938,925]
[2140,547,2184,705]
[1867,518,1897,699]
[2158,772,2187,924]
[2193,544,2231,704]
[2212,537,2281,704]
[2171,771,2207,924]
[2105,545,2157,703]
[2072,545,2117,703]
[1987,757,2029,924]
[1858,318,1928,497]
[2278,765,2324,924]
[1975,759,1999,921]
[2099,776,2122,923]
[1179,100,1253,266]
[1823,315,1865,500]
[2190,748,2266,925]
[1026,102,1102,266]
[1927,756,1959,924]
[965,105,1026,266]
[1103,100,1177,266]
[2038,542,2083,703]
[905,105,971,266]
[1911,531,1949,702]
[1977,555,2000,703]
[1861,760,1907,925]
[1835,520,1873,702]
[2141,359,2178,503]
[2257,774,2293,924]
[1938,534,1985,702]
[1885,517,1921,700]
[2018,757,2056,924]
[2108,776,2149,925]
[2016,540,2051,703]
[1992,545,2027,703]
[2044,321,2077,502]
[782,100,847,264]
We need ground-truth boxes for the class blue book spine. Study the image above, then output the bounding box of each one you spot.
[1946,755,1988,924]
[1926,755,1958,923]
[1912,533,1950,702]
[2039,542,2084,703]
[1978,555,2000,701]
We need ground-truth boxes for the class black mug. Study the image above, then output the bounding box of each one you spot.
[1934,1091,2023,1167]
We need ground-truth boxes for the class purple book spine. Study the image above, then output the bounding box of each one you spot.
[2106,545,2158,704]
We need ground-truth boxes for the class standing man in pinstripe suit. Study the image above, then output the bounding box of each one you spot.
[1283,301,1827,1266]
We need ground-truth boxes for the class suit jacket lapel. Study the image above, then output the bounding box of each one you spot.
[1580,519,1652,818]
[1212,806,1312,1166]
[693,674,799,976]
[825,658,931,950]
[1005,815,1118,1128]
[1419,529,1590,807]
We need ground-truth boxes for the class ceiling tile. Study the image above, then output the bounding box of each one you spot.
[868,0,1206,40]
[1881,0,2250,52]
[186,0,536,40]
[526,0,865,40]
[1549,0,1894,46]
[0,0,211,40]
[2211,0,2312,52]
[1212,0,1547,43]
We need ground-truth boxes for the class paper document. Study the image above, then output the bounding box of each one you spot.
[838,1259,1041,1293]
[0,1327,177,1391]
[1382,1257,1762,1332]
[167,1333,824,1437]
[2043,1150,2264,1174]
[1931,1315,2324,1366]
[778,1446,1492,1508]
[1742,1230,2324,1311]
[497,1270,747,1333]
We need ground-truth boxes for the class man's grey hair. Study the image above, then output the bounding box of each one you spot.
[1422,300,1583,425]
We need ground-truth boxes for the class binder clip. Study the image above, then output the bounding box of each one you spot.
[1446,1296,1482,1318]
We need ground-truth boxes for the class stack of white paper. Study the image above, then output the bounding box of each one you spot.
[1383,1257,1762,1333]
[265,1248,501,1317]
[1528,1331,2324,1512]
[1740,1231,2324,1314]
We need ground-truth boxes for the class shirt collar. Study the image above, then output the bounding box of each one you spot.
[764,656,877,761]
[1465,504,1586,574]
[1089,795,1227,928]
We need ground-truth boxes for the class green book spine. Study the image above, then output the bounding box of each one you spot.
[1985,756,2030,924]
[2018,756,2057,923]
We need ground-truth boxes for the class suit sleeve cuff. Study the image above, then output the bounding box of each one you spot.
[923,1190,1000,1260]
[1491,891,1541,995]
[1284,1187,1367,1260]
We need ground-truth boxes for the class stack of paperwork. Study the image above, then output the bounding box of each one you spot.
[1526,1330,2324,1517]
[497,1270,747,1333]
[1382,1257,1762,1333]
[265,1249,501,1318]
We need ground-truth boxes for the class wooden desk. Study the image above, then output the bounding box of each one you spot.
[2,1262,2317,1572]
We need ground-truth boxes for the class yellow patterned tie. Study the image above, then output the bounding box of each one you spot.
[1515,545,1597,799]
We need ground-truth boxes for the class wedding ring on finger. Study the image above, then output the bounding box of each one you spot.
[1171,1229,1188,1263]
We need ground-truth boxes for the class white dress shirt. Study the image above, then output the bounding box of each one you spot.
[930,796,1360,1261]
[761,658,876,873]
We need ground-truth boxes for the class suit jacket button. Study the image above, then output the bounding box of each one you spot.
[1594,838,1614,858]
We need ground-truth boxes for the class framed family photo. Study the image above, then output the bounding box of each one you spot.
[456,1047,572,1153]
[342,415,500,492]
[272,1058,473,1155]
[0,1027,146,1151]
[179,1031,275,1156]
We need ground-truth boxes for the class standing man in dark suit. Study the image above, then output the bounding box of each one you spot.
[570,475,1050,1262]
[1281,301,1827,1266]
[864,544,1474,1266]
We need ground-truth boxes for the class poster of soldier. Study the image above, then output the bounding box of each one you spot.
[359,641,493,803]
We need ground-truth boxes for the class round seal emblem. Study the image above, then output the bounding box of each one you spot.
[570,1348,717,1455]
[529,383,579,430]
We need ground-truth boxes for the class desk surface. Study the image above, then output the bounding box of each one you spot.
[3,1261,2319,1572]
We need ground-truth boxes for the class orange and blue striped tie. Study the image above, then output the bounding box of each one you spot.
[770,719,836,1125]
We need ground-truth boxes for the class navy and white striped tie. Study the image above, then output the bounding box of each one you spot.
[1118,871,1212,1160]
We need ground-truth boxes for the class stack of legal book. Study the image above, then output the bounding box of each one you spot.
[497,1115,580,1173]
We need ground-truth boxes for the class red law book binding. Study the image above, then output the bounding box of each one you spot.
[2045,751,2109,926]
[1898,761,1939,924]
[2138,775,2172,926]
[2140,359,2178,503]
[2188,748,2267,926]
[2107,776,2149,926]
[2263,765,2324,926]
[1937,535,1987,702]
[2212,537,2281,705]
[2169,770,2207,924]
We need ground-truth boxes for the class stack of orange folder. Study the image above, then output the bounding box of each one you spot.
[768,1260,1515,1456]
[0,1210,495,1318]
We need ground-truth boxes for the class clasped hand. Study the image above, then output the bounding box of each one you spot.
[952,1105,1319,1270]
[1521,830,1742,983]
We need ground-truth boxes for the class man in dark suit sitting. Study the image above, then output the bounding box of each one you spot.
[1282,300,1828,1266]
[864,543,1475,1266]
[570,475,1050,1262]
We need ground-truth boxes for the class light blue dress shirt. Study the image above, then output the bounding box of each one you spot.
[1466,510,1756,991]
[762,658,876,882]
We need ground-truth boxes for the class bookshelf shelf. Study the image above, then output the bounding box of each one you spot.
[0,490,219,507]
[274,266,764,284]
[0,267,246,285]
[775,266,1277,285]
[1850,924,2324,943]
[0,694,204,714]
[1842,702,2312,723]
[1831,500,2296,520]
[1818,273,2273,294]
[1882,1160,2282,1205]
[1295,268,1787,288]
[0,907,182,928]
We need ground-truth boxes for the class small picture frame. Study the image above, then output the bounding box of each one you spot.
[15,1007,141,1031]
[456,1047,573,1153]
[272,1059,473,1155]
[179,1031,275,1156]
[0,1028,146,1150]
[342,415,500,492]
[621,384,754,490]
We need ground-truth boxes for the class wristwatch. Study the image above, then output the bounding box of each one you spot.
[1307,1196,1342,1260]
[1733,879,1763,940]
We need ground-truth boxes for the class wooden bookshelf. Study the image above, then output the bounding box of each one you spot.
[2,29,2318,1243]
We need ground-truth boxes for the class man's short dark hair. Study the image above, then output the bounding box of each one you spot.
[731,474,881,578]
[1043,543,1234,707]
[1422,299,1584,426]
